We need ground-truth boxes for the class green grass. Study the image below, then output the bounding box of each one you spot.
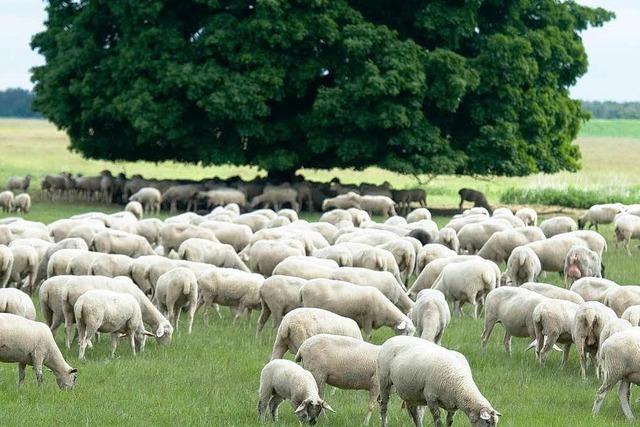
[580,119,640,138]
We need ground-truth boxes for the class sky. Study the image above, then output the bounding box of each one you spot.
[0,0,638,101]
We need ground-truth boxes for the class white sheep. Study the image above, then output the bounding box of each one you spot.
[153,267,198,334]
[578,203,624,230]
[7,244,38,295]
[572,301,618,378]
[569,277,619,303]
[0,244,14,287]
[412,289,450,344]
[271,307,363,359]
[124,201,143,220]
[199,221,253,252]
[415,244,457,275]
[256,275,307,335]
[436,227,460,252]
[0,191,14,212]
[129,187,162,215]
[409,255,489,299]
[378,336,501,427]
[613,213,640,255]
[539,216,578,237]
[247,239,306,277]
[457,220,512,254]
[515,207,537,226]
[91,229,155,257]
[177,238,249,272]
[271,256,338,280]
[0,288,36,319]
[0,313,77,388]
[406,208,431,223]
[564,230,607,257]
[74,289,153,359]
[377,239,416,286]
[13,193,31,214]
[522,234,587,274]
[295,334,380,425]
[319,209,353,226]
[478,227,546,264]
[520,282,585,304]
[312,245,353,267]
[88,253,135,279]
[257,359,334,424]
[531,298,580,366]
[621,305,640,326]
[603,285,640,316]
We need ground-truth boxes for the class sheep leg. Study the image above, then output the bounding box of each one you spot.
[364,386,378,426]
[426,400,442,427]
[77,320,88,360]
[33,354,44,384]
[406,403,425,427]
[453,301,461,317]
[503,332,512,355]
[49,311,64,336]
[17,363,26,386]
[561,343,572,369]
[129,332,136,356]
[110,333,120,358]
[257,390,270,420]
[187,302,197,335]
[619,380,634,419]
[256,305,271,337]
[480,315,497,351]
[379,378,392,427]
[174,305,182,331]
[446,410,455,427]
[538,332,558,365]
[268,395,283,421]
[63,306,75,350]
[593,378,616,415]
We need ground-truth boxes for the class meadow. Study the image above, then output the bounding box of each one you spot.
[0,119,639,426]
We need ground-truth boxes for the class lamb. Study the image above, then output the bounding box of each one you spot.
[569,277,619,303]
[478,227,546,264]
[520,282,585,304]
[406,207,431,223]
[272,256,338,280]
[593,329,640,419]
[578,203,624,230]
[0,191,14,212]
[295,334,380,425]
[481,286,549,354]
[124,201,143,220]
[0,244,14,288]
[531,299,580,366]
[177,238,249,272]
[572,301,618,378]
[300,278,415,338]
[7,244,38,295]
[257,359,334,424]
[433,259,498,319]
[0,313,77,389]
[415,244,457,274]
[613,213,640,255]
[0,288,36,319]
[539,216,578,238]
[621,306,640,326]
[6,175,31,193]
[153,267,198,334]
[248,239,306,277]
[603,285,640,316]
[436,227,460,252]
[271,307,363,359]
[412,289,450,344]
[196,268,264,324]
[256,275,307,335]
[563,246,602,284]
[128,187,162,215]
[91,229,155,257]
[13,193,31,214]
[378,336,501,427]
[515,207,537,226]
[74,289,153,359]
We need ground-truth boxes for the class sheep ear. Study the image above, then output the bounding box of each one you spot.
[397,321,406,330]
[294,403,306,415]
[480,408,491,420]
[155,327,165,338]
[143,330,156,337]
[322,402,335,413]
[495,410,502,417]
[69,368,78,374]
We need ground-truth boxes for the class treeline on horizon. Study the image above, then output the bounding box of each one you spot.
[0,87,638,120]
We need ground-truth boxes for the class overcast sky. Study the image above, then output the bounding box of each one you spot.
[1,0,638,101]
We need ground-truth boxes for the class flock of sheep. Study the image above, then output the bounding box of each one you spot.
[2,195,640,425]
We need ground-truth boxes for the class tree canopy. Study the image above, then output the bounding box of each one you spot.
[32,0,613,178]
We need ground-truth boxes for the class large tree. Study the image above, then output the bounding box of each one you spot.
[32,0,612,179]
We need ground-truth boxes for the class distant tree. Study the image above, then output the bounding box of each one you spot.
[0,88,40,118]
[582,101,640,120]
[32,1,612,179]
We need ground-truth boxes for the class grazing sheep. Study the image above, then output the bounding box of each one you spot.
[178,238,249,272]
[415,244,457,274]
[67,222,106,247]
[271,307,363,359]
[377,239,416,285]
[412,289,450,344]
[74,289,152,359]
[37,239,88,283]
[0,191,14,212]
[136,218,163,246]
[531,299,580,366]
[159,223,219,255]
[257,359,334,424]
[578,204,624,230]
[0,313,77,389]
[378,336,501,427]
[358,195,397,218]
[153,267,198,334]
[522,235,587,274]
[436,227,460,253]
[515,208,537,226]
[603,285,640,317]
[272,256,338,280]
[482,286,549,354]
[7,245,38,295]
[251,188,299,211]
[457,220,512,254]
[319,209,353,226]
[613,213,640,255]
[0,244,14,287]
[458,188,493,214]
[337,243,402,285]
[572,301,618,378]
[124,201,143,220]
[312,246,353,267]
[477,227,546,264]
[563,246,602,285]
[295,334,380,425]
[563,230,607,257]
[569,277,619,304]
[0,288,36,319]
[199,221,253,252]
[198,189,246,209]
[256,275,307,335]
[6,175,31,193]
[520,282,585,304]
[129,187,162,215]
[539,216,578,238]
[91,229,155,258]
[248,239,306,277]
[433,259,498,319]
[322,192,361,211]
[88,253,135,278]
[621,306,640,326]
[593,329,640,419]
[13,193,31,214]
[301,278,415,338]
[406,208,431,223]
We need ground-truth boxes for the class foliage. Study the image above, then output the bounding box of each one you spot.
[500,186,640,208]
[582,101,640,120]
[31,0,612,177]
[0,88,40,118]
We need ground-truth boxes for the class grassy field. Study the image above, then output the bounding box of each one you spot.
[0,119,639,425]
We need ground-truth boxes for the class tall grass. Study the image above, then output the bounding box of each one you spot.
[500,186,640,208]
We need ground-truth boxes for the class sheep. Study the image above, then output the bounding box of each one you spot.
[12,193,31,214]
[153,267,198,334]
[562,230,607,257]
[257,359,334,424]
[539,216,578,238]
[256,275,307,335]
[436,227,459,252]
[198,189,246,209]
[6,175,31,193]
[330,267,414,314]
[613,213,640,255]
[65,250,103,276]
[233,213,270,232]
[89,253,135,279]
[0,191,14,212]
[406,208,431,223]
[478,227,546,264]
[0,288,36,319]
[248,239,306,277]
[37,239,88,284]
[266,216,290,228]
[358,195,397,218]
[196,268,264,324]
[300,278,415,338]
[7,245,38,295]
[569,277,619,303]
[531,299,580,366]
[136,218,163,246]
[412,289,450,344]
[433,259,498,319]
[596,318,632,377]
[67,222,106,247]
[322,192,361,211]
[578,203,624,230]
[159,223,219,254]
[336,243,403,284]
[74,289,153,359]
[481,286,549,354]
[272,256,338,280]
[563,246,602,285]
[271,307,363,359]
[0,245,14,288]
[415,244,457,274]
[46,248,87,278]
[444,214,488,233]
[319,209,353,226]
[312,245,353,267]
[392,189,426,214]
[621,306,640,326]
[177,238,249,272]
[347,208,370,226]
[458,188,493,214]
[457,220,512,254]
[572,301,618,378]
[48,218,102,242]
[251,188,299,211]
[199,221,253,252]
[515,207,537,226]
[378,336,501,427]
[377,239,416,285]
[128,187,162,215]
[603,285,640,316]
[492,207,513,217]
[295,334,380,425]
[0,313,77,389]
[91,229,155,258]
[124,201,143,220]
[522,234,587,274]
[593,329,640,419]
[39,275,173,349]
[520,282,585,304]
